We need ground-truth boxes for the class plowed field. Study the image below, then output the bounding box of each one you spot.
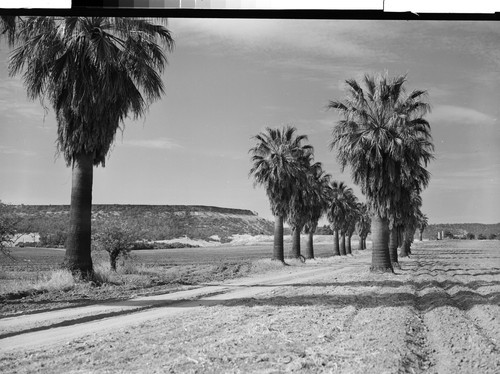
[1,240,499,373]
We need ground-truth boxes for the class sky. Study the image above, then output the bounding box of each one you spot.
[0,18,499,224]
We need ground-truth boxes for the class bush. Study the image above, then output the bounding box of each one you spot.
[443,230,455,239]
[92,221,142,271]
[0,201,21,256]
[488,233,498,240]
[466,233,475,240]
[477,233,487,240]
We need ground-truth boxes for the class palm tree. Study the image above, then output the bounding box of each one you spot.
[303,164,331,259]
[9,17,174,276]
[287,153,317,259]
[418,213,429,241]
[345,198,361,255]
[327,180,354,256]
[399,198,425,257]
[356,203,371,250]
[249,126,312,262]
[329,73,433,272]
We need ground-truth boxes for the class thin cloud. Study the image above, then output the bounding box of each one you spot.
[0,145,36,156]
[171,19,393,62]
[429,105,496,126]
[121,138,182,150]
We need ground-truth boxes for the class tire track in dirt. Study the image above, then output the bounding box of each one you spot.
[0,259,371,354]
[409,245,500,374]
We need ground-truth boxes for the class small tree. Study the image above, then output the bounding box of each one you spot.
[0,201,21,257]
[92,221,140,271]
[488,233,498,240]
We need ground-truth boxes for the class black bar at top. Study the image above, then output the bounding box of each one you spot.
[0,3,498,21]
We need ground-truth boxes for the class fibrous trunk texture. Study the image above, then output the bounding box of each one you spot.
[389,227,400,269]
[273,215,285,262]
[332,229,340,256]
[304,231,314,259]
[400,228,411,257]
[346,234,352,255]
[63,152,94,277]
[370,215,393,273]
[339,232,346,256]
[290,226,302,259]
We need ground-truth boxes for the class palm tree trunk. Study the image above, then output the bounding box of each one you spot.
[332,228,340,256]
[358,235,363,250]
[273,215,285,262]
[400,228,410,257]
[408,227,417,254]
[362,236,367,250]
[370,214,393,273]
[389,227,400,269]
[419,228,423,241]
[346,234,352,255]
[63,152,94,277]
[339,232,346,255]
[304,231,314,259]
[290,225,302,258]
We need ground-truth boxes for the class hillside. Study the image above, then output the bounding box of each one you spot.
[10,205,274,245]
[425,223,500,240]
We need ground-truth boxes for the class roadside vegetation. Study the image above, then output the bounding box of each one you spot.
[0,244,331,317]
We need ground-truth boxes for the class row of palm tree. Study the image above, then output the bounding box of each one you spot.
[249,126,316,262]
[249,126,375,262]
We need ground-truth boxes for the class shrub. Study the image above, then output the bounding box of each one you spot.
[466,233,475,240]
[488,233,497,240]
[91,262,121,285]
[477,233,487,240]
[92,221,142,271]
[443,230,454,239]
[38,269,75,292]
[0,201,21,256]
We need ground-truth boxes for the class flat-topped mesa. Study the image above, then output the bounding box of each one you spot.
[10,205,274,243]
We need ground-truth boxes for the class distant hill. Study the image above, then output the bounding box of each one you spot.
[10,204,274,245]
[424,223,500,240]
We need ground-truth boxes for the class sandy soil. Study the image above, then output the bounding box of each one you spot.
[0,240,499,373]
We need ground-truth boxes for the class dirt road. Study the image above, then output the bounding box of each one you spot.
[1,241,499,373]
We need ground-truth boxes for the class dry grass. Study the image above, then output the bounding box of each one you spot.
[0,269,76,296]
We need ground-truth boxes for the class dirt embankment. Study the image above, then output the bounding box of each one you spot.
[0,240,499,373]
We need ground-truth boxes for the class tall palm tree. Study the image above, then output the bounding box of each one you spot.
[327,180,354,256]
[303,164,331,259]
[418,213,429,241]
[287,153,316,259]
[345,198,361,255]
[399,196,424,257]
[9,17,174,276]
[249,126,312,262]
[329,73,433,272]
[394,169,428,262]
[355,203,371,250]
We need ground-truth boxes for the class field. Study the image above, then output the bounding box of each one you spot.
[0,241,337,316]
[0,240,499,373]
